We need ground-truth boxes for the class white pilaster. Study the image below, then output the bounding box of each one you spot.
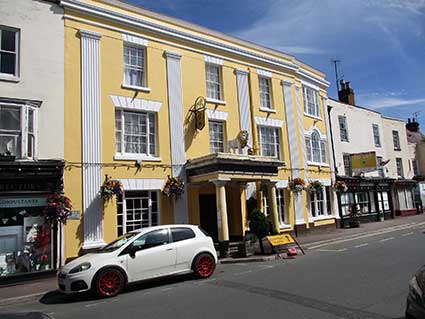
[235,69,253,153]
[165,51,188,223]
[80,29,105,249]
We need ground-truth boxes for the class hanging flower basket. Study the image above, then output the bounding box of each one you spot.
[333,181,348,193]
[100,175,123,202]
[308,180,324,193]
[162,175,185,199]
[289,178,306,194]
[43,193,73,225]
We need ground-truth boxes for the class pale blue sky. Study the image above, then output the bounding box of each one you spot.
[128,0,425,129]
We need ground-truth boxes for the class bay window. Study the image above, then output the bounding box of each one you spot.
[0,104,36,159]
[115,109,157,158]
[258,126,281,159]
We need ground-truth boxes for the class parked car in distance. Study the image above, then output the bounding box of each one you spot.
[57,225,217,298]
[406,264,425,319]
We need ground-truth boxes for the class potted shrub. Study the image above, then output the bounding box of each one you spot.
[162,175,185,199]
[308,180,324,193]
[238,233,258,257]
[100,175,123,202]
[248,209,270,254]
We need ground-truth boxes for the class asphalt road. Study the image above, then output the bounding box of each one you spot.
[2,222,425,319]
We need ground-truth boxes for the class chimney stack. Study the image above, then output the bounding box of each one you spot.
[338,79,355,106]
[406,117,420,132]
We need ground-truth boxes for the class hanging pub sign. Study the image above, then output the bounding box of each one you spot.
[351,151,377,173]
[191,96,206,130]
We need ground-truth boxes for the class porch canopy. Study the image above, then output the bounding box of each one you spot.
[186,153,286,246]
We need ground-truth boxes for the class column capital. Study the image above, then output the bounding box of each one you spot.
[210,178,230,187]
[282,80,294,87]
[235,68,249,76]
[165,51,182,60]
[79,29,102,40]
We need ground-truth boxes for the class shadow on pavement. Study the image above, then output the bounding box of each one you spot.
[1,313,51,319]
[39,273,197,305]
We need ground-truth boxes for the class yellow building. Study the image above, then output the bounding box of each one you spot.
[61,0,338,260]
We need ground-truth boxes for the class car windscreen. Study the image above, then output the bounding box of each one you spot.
[97,233,138,253]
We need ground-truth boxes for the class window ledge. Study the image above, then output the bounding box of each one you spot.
[310,215,335,222]
[259,107,276,113]
[394,148,401,151]
[307,161,330,167]
[279,223,292,229]
[304,113,322,121]
[0,74,20,83]
[122,84,151,92]
[114,154,162,162]
[206,98,226,105]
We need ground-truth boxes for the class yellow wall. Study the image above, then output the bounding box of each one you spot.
[63,0,332,258]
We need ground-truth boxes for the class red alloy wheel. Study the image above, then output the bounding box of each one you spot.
[97,270,123,297]
[195,254,215,278]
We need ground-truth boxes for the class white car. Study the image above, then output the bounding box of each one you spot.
[58,225,217,298]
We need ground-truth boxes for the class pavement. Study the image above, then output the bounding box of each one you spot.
[1,213,424,316]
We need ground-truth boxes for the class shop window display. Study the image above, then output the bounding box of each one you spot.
[0,206,53,276]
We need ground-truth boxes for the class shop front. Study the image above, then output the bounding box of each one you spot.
[393,180,418,216]
[337,176,394,227]
[0,160,64,282]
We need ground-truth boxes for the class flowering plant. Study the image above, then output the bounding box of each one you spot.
[100,175,123,202]
[289,178,306,193]
[162,175,184,199]
[43,193,72,224]
[333,181,348,193]
[39,254,49,266]
[308,180,324,193]
[33,225,51,249]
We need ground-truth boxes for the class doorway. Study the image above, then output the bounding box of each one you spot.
[199,194,218,241]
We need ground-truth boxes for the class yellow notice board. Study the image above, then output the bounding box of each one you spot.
[267,234,295,246]
[351,151,377,172]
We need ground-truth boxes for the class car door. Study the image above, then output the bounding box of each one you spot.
[171,227,199,272]
[126,228,176,281]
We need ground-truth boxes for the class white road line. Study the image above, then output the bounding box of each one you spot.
[317,248,348,252]
[84,301,106,308]
[235,270,253,276]
[354,243,369,248]
[379,237,395,242]
[402,232,414,237]
[161,288,172,292]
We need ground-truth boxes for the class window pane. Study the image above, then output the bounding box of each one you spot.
[171,228,196,242]
[209,121,224,153]
[139,229,169,249]
[206,64,221,100]
[1,30,16,52]
[0,52,16,75]
[311,132,321,163]
[0,106,20,130]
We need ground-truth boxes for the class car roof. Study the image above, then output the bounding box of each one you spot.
[129,224,199,234]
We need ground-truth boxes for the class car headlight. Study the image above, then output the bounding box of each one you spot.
[69,262,92,274]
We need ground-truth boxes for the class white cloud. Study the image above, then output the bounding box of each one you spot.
[362,97,425,109]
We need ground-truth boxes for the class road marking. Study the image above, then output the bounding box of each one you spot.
[354,243,369,248]
[235,270,253,276]
[402,232,414,237]
[85,301,106,308]
[161,288,172,292]
[317,248,348,252]
[379,237,394,242]
[307,223,418,249]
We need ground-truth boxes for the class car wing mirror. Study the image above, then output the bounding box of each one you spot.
[129,244,139,258]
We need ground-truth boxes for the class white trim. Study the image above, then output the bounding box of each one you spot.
[110,95,162,112]
[79,29,101,40]
[276,180,289,188]
[114,154,162,161]
[206,109,228,121]
[307,161,330,167]
[304,126,327,139]
[279,223,292,229]
[301,79,320,92]
[121,178,164,190]
[122,33,148,46]
[0,75,20,82]
[304,113,322,121]
[255,116,283,128]
[235,69,249,75]
[61,0,329,88]
[121,84,151,92]
[310,215,335,222]
[165,51,182,59]
[256,69,272,78]
[205,98,226,105]
[204,55,223,65]
[259,107,277,114]
[282,80,294,87]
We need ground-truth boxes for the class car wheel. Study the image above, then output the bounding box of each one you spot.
[94,268,125,298]
[193,253,216,278]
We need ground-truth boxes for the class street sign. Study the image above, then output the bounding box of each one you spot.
[267,234,295,246]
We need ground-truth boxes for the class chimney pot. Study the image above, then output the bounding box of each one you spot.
[338,79,355,106]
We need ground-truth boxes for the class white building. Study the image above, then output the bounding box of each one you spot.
[0,0,65,279]
[328,80,418,227]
